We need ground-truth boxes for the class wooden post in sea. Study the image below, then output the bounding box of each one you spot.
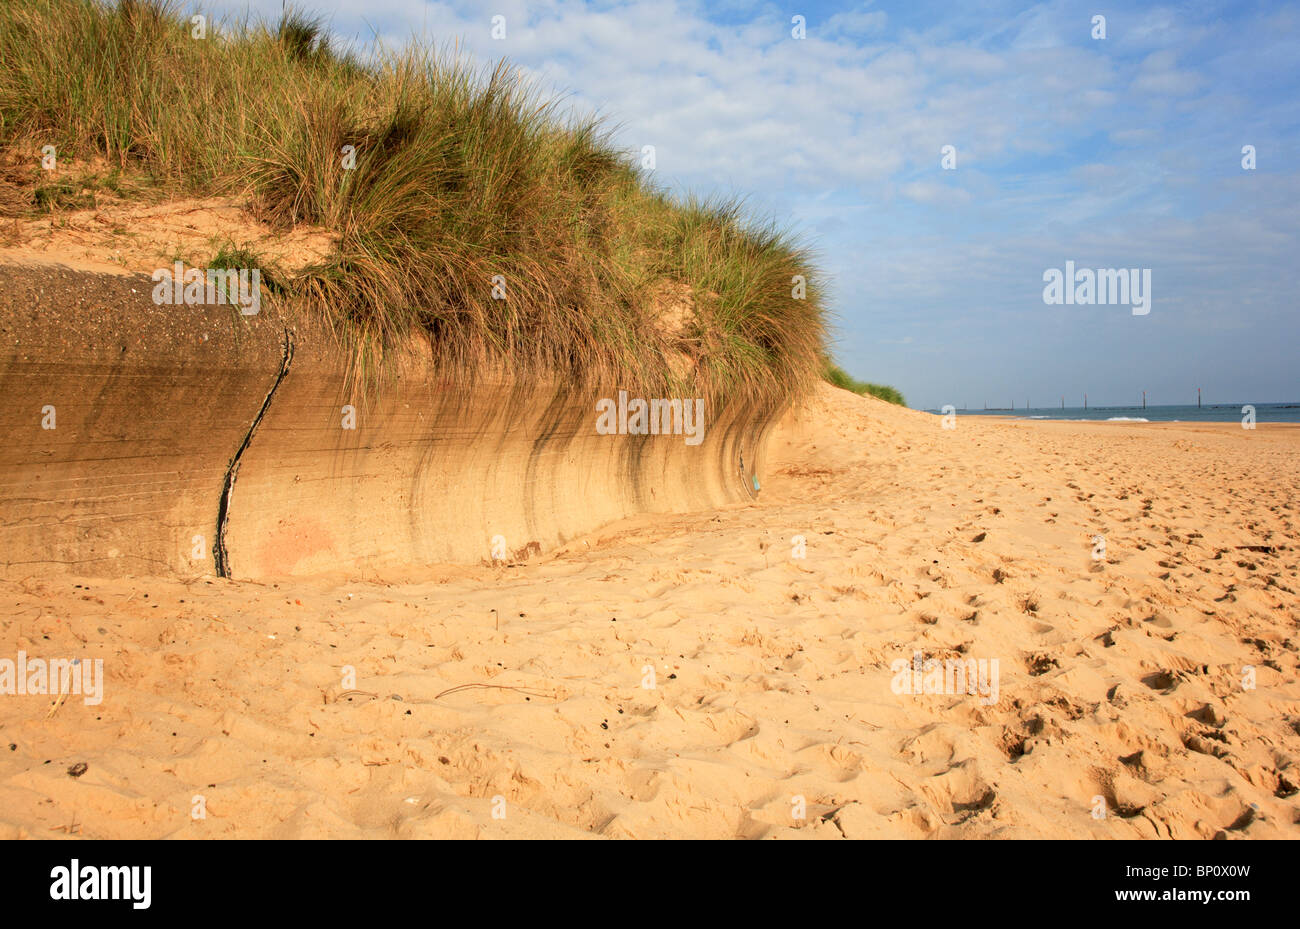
[1198,387,1202,409]
[1142,391,1146,410]
[1084,393,1088,410]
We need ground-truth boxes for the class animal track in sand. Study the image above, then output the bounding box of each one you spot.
[1182,730,1232,759]
[1026,653,1061,676]
[1140,670,1178,692]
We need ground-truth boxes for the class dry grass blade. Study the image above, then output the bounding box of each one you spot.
[434,683,554,701]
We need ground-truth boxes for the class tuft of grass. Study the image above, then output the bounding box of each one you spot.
[33,179,96,212]
[208,240,286,294]
[276,9,328,63]
[31,167,128,212]
[823,360,907,406]
[0,0,827,404]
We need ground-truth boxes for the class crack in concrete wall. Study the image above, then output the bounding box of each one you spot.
[213,328,295,578]
[1,263,783,579]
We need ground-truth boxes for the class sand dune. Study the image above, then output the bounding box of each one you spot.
[2,384,1296,839]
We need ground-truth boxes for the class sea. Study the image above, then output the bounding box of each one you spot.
[922,403,1300,424]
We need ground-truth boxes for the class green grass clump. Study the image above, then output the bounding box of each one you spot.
[823,360,906,406]
[31,168,126,212]
[33,179,96,212]
[0,0,827,404]
[208,240,285,294]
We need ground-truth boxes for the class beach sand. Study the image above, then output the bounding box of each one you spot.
[1,384,1297,838]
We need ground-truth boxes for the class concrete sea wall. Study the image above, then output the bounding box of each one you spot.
[0,262,780,579]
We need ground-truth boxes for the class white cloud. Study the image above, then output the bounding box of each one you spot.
[202,0,1133,194]
[899,181,973,205]
[1131,49,1205,96]
[825,6,889,39]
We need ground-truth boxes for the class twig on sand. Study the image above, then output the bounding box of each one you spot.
[333,689,380,703]
[51,813,81,835]
[46,689,71,719]
[434,683,554,701]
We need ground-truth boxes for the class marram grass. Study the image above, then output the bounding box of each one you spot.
[0,0,827,405]
[823,361,907,407]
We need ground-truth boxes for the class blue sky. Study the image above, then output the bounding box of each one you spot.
[201,0,1300,408]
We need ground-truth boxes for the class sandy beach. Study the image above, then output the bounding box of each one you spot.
[2,385,1296,839]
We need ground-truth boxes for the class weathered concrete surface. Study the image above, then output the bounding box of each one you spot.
[0,262,781,579]
[0,262,286,577]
